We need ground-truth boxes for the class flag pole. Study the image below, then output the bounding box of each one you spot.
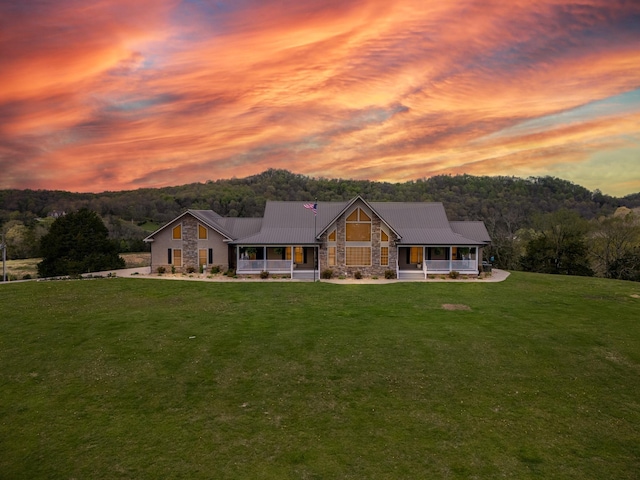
[314,198,317,282]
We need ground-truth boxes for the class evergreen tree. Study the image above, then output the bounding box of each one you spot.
[37,209,124,277]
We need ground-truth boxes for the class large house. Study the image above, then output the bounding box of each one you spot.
[144,196,491,280]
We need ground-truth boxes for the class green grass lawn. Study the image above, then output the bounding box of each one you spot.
[1,273,639,479]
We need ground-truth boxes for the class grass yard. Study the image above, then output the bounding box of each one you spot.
[1,272,639,479]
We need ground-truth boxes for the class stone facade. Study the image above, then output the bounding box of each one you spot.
[181,216,199,271]
[318,204,399,278]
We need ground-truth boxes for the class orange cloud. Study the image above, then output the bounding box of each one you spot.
[1,0,639,195]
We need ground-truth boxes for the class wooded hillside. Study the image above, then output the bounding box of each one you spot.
[2,169,639,275]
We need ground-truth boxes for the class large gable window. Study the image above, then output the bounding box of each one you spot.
[346,208,371,241]
[345,208,372,266]
[172,225,182,240]
[198,224,207,240]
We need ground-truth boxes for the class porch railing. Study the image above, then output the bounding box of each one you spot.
[425,259,477,271]
[237,259,292,272]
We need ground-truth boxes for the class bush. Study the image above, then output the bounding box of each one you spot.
[354,271,362,279]
[225,268,235,277]
[22,274,32,280]
[157,266,166,274]
[321,269,334,279]
[449,270,460,279]
[260,270,269,279]
[171,265,176,274]
[384,269,396,279]
[186,266,196,274]
[210,265,221,274]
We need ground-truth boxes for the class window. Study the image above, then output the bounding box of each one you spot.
[409,247,423,264]
[346,208,371,241]
[198,224,207,240]
[294,247,304,264]
[172,225,182,240]
[173,249,182,266]
[346,247,371,266]
[381,246,389,266]
[327,228,337,266]
[345,208,372,265]
[328,246,336,266]
[380,228,389,266]
[199,249,207,267]
[285,247,292,260]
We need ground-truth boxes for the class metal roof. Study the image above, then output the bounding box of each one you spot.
[449,221,491,244]
[233,201,347,245]
[146,198,490,246]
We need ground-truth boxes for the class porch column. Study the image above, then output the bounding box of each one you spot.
[449,247,453,272]
[263,246,267,271]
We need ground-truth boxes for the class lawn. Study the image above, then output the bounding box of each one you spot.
[1,273,639,479]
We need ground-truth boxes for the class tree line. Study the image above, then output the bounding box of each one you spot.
[2,169,640,280]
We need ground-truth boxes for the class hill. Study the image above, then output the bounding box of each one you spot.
[1,170,639,269]
[2,169,636,224]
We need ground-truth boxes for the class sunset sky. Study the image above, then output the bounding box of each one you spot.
[1,0,639,195]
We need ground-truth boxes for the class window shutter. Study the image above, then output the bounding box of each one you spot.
[168,249,172,264]
[208,248,213,264]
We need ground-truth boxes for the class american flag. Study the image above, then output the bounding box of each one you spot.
[304,201,317,215]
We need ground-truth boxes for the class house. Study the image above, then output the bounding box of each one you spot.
[143,196,491,280]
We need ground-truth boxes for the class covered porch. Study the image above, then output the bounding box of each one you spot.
[397,246,480,279]
[235,246,318,278]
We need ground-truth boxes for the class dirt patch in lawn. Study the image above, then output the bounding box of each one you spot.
[631,294,640,299]
[442,304,471,311]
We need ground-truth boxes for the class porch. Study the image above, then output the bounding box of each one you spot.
[235,246,318,279]
[397,246,479,280]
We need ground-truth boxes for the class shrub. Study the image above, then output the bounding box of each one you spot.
[384,269,396,279]
[449,270,460,279]
[186,266,196,274]
[321,269,334,279]
[22,274,32,280]
[157,266,166,274]
[171,265,176,274]
[260,270,269,279]
[354,271,362,279]
[225,268,235,277]
[210,265,221,274]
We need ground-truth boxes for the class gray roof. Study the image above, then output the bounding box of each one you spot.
[234,201,348,245]
[449,221,491,244]
[146,197,490,246]
[189,210,233,239]
[371,202,485,245]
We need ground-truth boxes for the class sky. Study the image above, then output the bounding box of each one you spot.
[1,0,639,196]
